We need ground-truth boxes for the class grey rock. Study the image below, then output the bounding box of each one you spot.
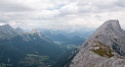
[69,20,125,67]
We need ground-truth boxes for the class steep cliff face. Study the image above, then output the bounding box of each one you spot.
[69,20,125,67]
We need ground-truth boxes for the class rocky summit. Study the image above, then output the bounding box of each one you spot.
[69,20,125,67]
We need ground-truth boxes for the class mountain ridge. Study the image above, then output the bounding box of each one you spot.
[0,24,18,39]
[69,20,125,67]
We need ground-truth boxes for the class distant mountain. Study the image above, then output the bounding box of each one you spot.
[0,24,18,39]
[0,26,64,67]
[68,20,125,67]
[15,27,24,35]
[40,29,93,46]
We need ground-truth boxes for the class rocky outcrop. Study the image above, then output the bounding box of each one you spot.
[69,20,125,67]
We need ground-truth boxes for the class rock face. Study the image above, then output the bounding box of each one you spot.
[69,20,125,67]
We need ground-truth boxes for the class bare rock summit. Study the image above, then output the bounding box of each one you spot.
[69,20,125,67]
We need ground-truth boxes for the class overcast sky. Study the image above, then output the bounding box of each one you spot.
[0,0,125,30]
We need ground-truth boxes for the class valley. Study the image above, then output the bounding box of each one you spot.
[0,24,92,67]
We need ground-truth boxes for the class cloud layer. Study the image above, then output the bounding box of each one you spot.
[0,0,125,29]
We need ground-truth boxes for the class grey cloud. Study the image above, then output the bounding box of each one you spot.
[0,0,125,30]
[0,11,36,22]
[0,0,33,12]
[76,0,125,14]
[0,19,8,23]
[115,0,125,7]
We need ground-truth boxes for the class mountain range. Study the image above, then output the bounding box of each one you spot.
[0,24,65,67]
[1,20,124,67]
[40,29,93,49]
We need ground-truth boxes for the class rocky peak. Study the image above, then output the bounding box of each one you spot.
[0,24,13,30]
[102,20,120,29]
[89,20,125,49]
[31,29,41,34]
[0,24,18,39]
[95,20,122,34]
[69,20,125,67]
[22,29,50,41]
